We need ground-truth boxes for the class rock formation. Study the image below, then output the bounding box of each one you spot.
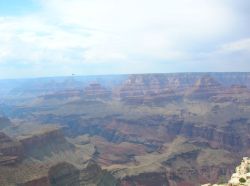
[186,75,222,99]
[48,162,80,186]
[0,132,22,165]
[211,84,250,104]
[201,157,250,186]
[118,74,181,105]
[0,73,250,186]
[121,172,170,186]
[83,83,111,99]
[48,160,118,186]
[18,127,74,159]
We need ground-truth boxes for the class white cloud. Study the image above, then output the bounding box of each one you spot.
[37,0,234,61]
[0,0,249,78]
[219,38,250,53]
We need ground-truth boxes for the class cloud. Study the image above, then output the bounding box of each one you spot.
[38,0,235,60]
[0,0,250,78]
[219,38,250,53]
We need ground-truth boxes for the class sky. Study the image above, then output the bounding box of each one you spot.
[0,0,249,79]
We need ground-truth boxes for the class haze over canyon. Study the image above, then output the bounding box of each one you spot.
[0,72,250,186]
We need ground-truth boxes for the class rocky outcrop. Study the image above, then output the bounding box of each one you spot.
[48,162,80,186]
[202,157,250,186]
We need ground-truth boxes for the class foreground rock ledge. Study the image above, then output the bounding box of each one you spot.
[202,157,250,186]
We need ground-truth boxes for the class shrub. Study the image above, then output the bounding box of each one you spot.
[239,177,246,183]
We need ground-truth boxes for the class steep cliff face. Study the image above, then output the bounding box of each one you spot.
[18,127,74,159]
[83,83,111,99]
[210,72,250,87]
[111,147,235,186]
[61,114,249,153]
[165,165,233,186]
[185,75,222,99]
[48,160,118,186]
[34,108,249,185]
[119,75,163,98]
[121,172,169,186]
[118,74,201,98]
[48,162,80,186]
[118,73,250,98]
[117,73,250,104]
[118,75,182,105]
[211,84,250,104]
[79,160,119,185]
[0,132,22,165]
[166,122,247,150]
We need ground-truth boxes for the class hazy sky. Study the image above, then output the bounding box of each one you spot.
[0,0,249,78]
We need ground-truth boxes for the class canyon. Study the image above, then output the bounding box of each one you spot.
[0,72,250,186]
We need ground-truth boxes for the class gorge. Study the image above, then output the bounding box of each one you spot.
[0,72,250,186]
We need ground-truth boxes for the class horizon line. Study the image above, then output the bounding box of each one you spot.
[0,71,250,81]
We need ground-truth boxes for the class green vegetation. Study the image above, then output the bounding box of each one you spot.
[247,166,250,173]
[239,177,246,183]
